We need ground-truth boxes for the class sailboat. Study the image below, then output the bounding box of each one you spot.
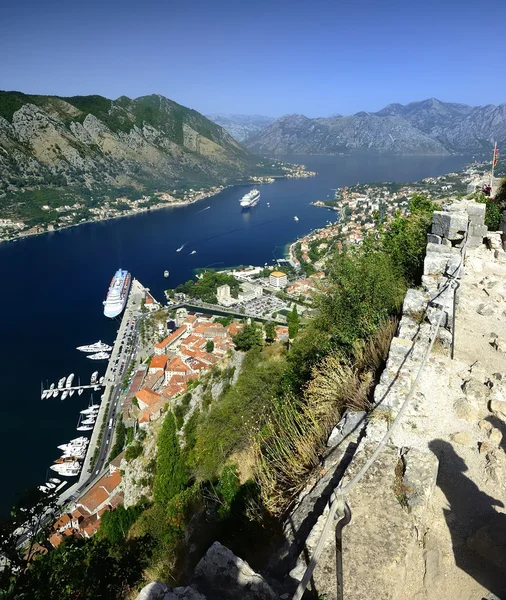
[176,242,187,253]
[76,414,93,431]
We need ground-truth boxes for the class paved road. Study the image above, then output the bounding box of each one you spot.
[15,283,147,549]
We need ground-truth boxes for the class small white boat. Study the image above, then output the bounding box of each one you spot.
[69,390,75,397]
[267,202,270,207]
[38,485,48,493]
[52,389,59,398]
[164,270,169,278]
[81,417,96,425]
[189,250,197,255]
[294,216,299,222]
[41,389,48,400]
[87,352,110,360]
[58,377,65,389]
[49,478,61,484]
[176,242,187,253]
[78,388,84,396]
[46,482,56,489]
[50,383,55,390]
[99,376,104,384]
[80,406,99,415]
[90,371,98,385]
[65,374,74,388]
[77,424,93,431]
[61,390,69,400]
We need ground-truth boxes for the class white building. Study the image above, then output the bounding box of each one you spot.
[238,282,263,303]
[216,284,237,307]
[269,271,288,289]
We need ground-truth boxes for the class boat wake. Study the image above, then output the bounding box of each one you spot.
[195,206,211,214]
[176,242,187,252]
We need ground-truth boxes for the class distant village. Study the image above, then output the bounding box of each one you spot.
[0,162,315,242]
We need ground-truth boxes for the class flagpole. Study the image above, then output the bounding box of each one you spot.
[490,141,497,186]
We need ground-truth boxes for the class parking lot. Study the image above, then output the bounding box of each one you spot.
[242,295,288,319]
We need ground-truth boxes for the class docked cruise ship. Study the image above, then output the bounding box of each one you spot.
[103,269,131,318]
[240,189,260,208]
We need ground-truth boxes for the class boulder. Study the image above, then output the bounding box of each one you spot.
[479,420,493,431]
[489,428,503,446]
[462,378,489,403]
[192,542,278,600]
[423,253,450,277]
[135,583,207,600]
[489,398,506,419]
[453,398,479,422]
[451,431,474,447]
[477,303,495,317]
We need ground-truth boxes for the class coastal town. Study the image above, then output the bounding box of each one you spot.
[8,156,504,571]
[0,162,315,243]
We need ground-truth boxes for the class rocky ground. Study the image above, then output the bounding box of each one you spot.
[399,242,506,600]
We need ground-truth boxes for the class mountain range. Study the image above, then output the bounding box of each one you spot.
[243,99,506,155]
[0,91,272,220]
[205,114,276,141]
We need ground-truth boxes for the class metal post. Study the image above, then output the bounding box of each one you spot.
[335,503,352,600]
[451,280,460,360]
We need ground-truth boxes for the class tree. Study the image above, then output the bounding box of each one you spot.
[97,504,144,543]
[287,305,300,339]
[8,535,153,600]
[264,321,276,343]
[205,340,214,353]
[232,323,262,351]
[153,412,188,507]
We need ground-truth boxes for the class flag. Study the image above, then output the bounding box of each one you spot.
[493,143,499,167]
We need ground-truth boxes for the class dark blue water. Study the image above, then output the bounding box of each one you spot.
[0,154,470,517]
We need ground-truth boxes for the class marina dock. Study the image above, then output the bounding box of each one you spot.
[41,384,104,395]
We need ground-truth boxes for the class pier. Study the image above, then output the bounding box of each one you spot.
[42,384,104,396]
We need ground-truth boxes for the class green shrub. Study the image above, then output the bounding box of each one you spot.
[125,442,143,462]
[153,412,188,507]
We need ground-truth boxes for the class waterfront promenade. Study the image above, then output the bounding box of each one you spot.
[55,279,145,508]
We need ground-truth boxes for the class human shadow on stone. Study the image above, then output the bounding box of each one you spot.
[428,439,506,598]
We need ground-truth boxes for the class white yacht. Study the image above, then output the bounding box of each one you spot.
[99,376,104,384]
[81,417,96,426]
[52,389,59,398]
[77,341,112,353]
[69,390,75,397]
[78,388,84,396]
[90,371,99,385]
[49,478,61,484]
[240,189,260,208]
[50,463,80,476]
[87,352,110,360]
[294,216,299,222]
[57,377,66,389]
[38,485,48,493]
[41,389,48,400]
[61,390,69,400]
[65,374,74,388]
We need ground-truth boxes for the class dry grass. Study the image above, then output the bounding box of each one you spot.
[253,318,398,516]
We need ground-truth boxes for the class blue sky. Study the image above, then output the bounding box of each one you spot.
[1,0,505,117]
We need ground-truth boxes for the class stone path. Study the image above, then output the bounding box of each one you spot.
[399,243,506,600]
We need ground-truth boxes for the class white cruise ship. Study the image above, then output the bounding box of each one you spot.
[103,269,131,318]
[240,189,260,208]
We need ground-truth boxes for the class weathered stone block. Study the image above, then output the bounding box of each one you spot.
[470,224,488,238]
[427,233,442,244]
[423,253,450,277]
[402,289,428,317]
[431,212,468,240]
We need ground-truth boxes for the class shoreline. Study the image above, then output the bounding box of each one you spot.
[0,167,315,246]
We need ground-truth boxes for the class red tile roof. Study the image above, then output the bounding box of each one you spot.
[100,470,121,495]
[150,355,168,370]
[154,326,187,350]
[166,357,191,373]
[78,486,109,514]
[136,388,162,407]
[49,532,63,548]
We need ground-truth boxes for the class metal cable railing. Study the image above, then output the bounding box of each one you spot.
[292,224,469,600]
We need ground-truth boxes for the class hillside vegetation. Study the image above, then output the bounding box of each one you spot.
[0,91,277,224]
[1,196,437,598]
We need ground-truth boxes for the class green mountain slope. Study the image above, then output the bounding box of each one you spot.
[0,91,272,225]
